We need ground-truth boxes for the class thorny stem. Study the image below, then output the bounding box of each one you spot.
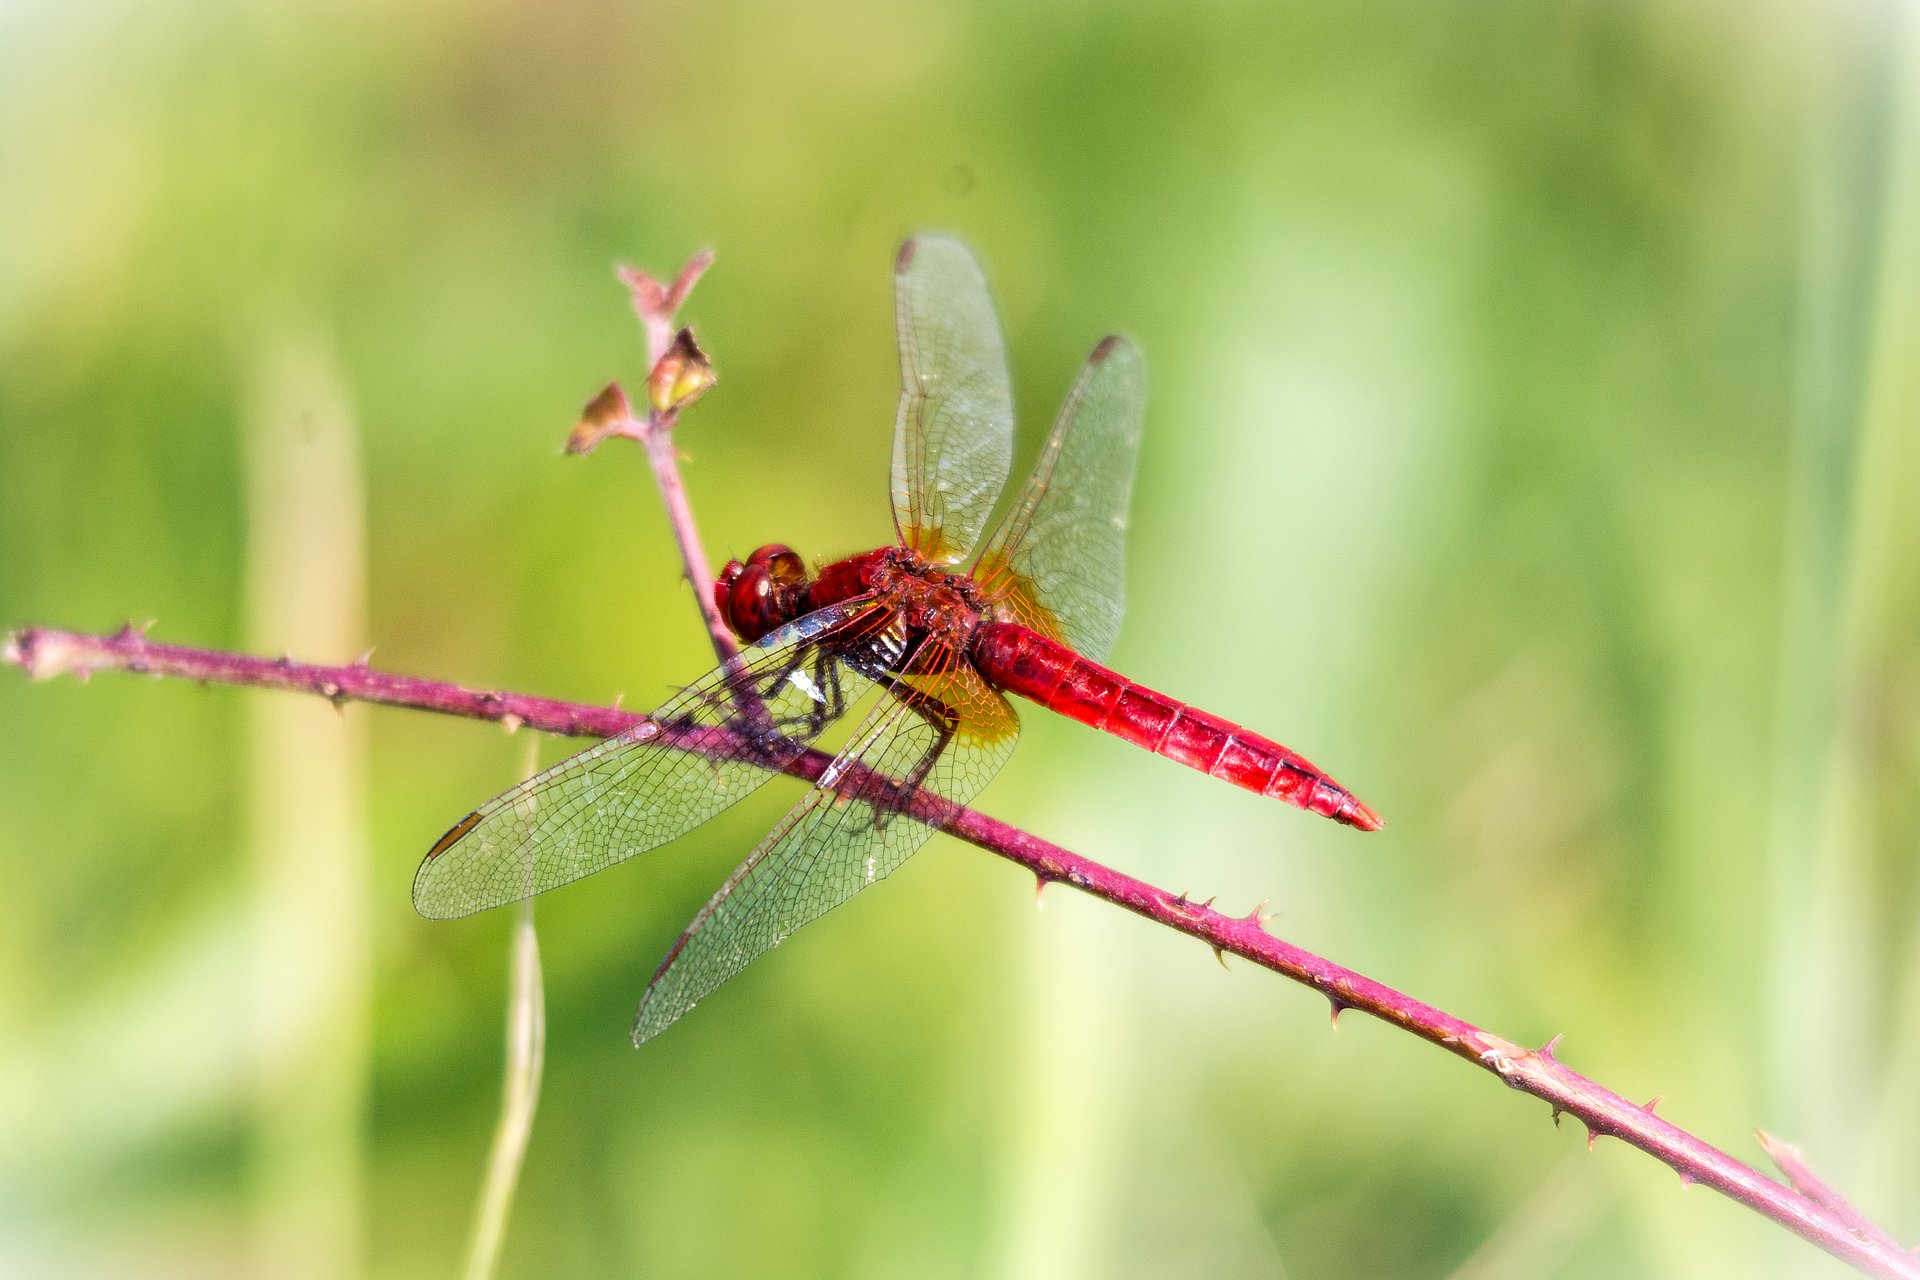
[1758,1130,1908,1255]
[5,622,1914,1279]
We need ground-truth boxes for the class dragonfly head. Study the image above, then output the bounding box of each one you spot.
[715,543,811,643]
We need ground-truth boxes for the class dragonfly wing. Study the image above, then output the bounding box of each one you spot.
[890,234,1015,565]
[632,638,1019,1044]
[412,599,890,920]
[970,336,1145,662]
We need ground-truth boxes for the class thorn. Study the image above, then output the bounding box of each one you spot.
[353,647,376,668]
[1162,891,1205,923]
[1643,1095,1663,1114]
[1242,900,1272,927]
[1033,875,1050,909]
[1537,1033,1563,1062]
[611,691,626,710]
[114,620,141,642]
[1550,1107,1564,1127]
[1198,894,1216,910]
[1678,1170,1695,1188]
[278,653,295,668]
[1212,946,1229,971]
[1586,1126,1600,1152]
[478,690,504,706]
[501,713,524,735]
[1328,997,1348,1028]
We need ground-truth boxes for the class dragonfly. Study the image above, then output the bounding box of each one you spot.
[415,234,1381,1045]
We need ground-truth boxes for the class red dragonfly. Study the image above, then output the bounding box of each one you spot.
[416,235,1380,1044]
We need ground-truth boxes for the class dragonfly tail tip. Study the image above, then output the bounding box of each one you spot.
[1338,797,1385,832]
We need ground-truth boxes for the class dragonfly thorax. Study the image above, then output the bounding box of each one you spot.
[861,546,991,644]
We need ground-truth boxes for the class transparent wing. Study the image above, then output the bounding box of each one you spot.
[970,336,1145,663]
[890,234,1015,565]
[631,637,1019,1044]
[412,600,890,920]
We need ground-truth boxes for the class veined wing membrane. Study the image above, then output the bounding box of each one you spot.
[890,234,1015,565]
[412,600,889,920]
[971,336,1145,664]
[632,638,1019,1044]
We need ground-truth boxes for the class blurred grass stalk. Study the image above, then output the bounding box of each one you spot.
[990,895,1125,1280]
[1851,0,1920,1221]
[1766,0,1917,1236]
[244,327,371,1278]
[462,739,547,1280]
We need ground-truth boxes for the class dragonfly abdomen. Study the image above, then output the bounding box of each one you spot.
[970,621,1382,830]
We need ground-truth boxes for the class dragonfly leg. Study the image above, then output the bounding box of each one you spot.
[710,643,825,753]
[867,676,959,828]
[809,649,850,731]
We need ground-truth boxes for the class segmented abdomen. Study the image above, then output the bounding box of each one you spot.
[969,621,1381,830]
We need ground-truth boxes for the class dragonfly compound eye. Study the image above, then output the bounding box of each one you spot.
[713,559,747,628]
[747,543,807,587]
[722,562,800,643]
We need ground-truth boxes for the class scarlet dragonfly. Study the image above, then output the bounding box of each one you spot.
[416,235,1380,1044]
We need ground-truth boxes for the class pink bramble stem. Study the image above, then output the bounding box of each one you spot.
[4,621,1914,1279]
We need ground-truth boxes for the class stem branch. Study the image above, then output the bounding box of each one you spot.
[6,622,1913,1279]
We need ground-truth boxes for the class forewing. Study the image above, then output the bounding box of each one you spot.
[971,336,1145,663]
[631,639,1019,1044]
[412,600,888,920]
[890,234,1015,565]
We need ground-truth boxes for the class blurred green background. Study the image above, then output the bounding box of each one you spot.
[2,0,1916,1276]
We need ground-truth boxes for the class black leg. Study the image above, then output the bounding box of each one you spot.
[867,675,959,828]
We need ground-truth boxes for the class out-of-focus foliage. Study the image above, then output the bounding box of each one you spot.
[2,1,1916,1276]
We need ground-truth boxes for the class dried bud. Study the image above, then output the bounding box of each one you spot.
[647,327,716,415]
[567,381,636,455]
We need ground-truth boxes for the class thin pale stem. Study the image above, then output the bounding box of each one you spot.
[6,622,1913,1279]
[616,250,737,664]
[637,425,735,663]
[460,735,548,1280]
[460,895,545,1280]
